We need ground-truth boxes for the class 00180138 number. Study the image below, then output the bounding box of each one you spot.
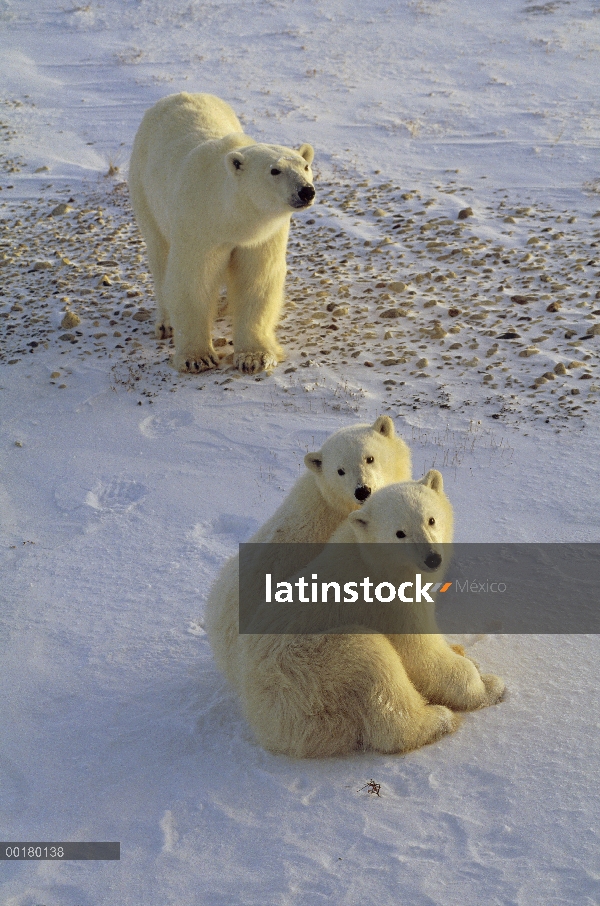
[4,845,64,858]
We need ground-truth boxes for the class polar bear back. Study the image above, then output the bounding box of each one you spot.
[130,93,248,211]
[134,92,244,154]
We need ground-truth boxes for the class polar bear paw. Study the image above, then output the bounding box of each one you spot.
[155,322,174,340]
[420,705,462,748]
[171,350,219,373]
[234,351,278,374]
[480,673,506,707]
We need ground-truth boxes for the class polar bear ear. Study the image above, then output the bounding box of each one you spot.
[420,469,444,493]
[349,512,369,532]
[372,415,395,438]
[304,452,323,473]
[225,150,245,174]
[298,143,314,165]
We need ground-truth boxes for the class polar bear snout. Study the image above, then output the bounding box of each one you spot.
[296,184,316,207]
[424,550,442,571]
[354,484,372,503]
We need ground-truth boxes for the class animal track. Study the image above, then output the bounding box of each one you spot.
[139,409,194,438]
[84,478,147,512]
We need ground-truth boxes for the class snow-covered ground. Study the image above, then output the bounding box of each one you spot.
[1,1,599,903]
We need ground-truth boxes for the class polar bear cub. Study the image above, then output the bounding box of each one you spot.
[204,415,412,688]
[235,472,505,758]
[128,92,315,374]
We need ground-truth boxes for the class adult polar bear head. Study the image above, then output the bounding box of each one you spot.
[225,142,315,214]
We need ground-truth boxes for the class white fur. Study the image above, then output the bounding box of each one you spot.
[129,92,315,373]
[220,472,505,758]
[204,416,412,690]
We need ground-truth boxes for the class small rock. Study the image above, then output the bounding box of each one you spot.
[50,371,61,379]
[380,309,402,319]
[50,203,73,216]
[554,362,567,375]
[416,357,429,368]
[33,261,53,271]
[97,275,113,287]
[132,309,151,322]
[546,301,561,312]
[498,331,521,339]
[511,295,534,305]
[458,207,473,220]
[542,372,556,380]
[429,323,447,339]
[448,308,461,318]
[364,361,374,367]
[59,333,75,341]
[61,311,80,329]
[388,281,407,292]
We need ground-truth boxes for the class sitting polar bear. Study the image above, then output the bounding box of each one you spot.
[128,92,315,374]
[222,472,506,758]
[204,415,412,689]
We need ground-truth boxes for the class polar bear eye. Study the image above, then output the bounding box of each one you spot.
[338,468,345,476]
[366,456,374,464]
[304,165,310,172]
[396,530,406,539]
[428,517,435,526]
[270,167,281,176]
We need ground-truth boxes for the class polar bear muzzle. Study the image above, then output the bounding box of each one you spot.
[296,184,316,207]
[424,550,443,570]
[354,484,372,502]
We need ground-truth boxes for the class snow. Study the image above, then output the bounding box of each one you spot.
[1,0,599,903]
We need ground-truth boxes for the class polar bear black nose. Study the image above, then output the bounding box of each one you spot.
[298,185,315,204]
[354,485,371,502]
[425,551,442,570]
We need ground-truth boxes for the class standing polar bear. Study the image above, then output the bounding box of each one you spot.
[205,415,412,689]
[234,473,505,758]
[129,92,315,374]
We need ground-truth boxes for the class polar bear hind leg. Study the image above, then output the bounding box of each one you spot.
[243,632,460,758]
[128,181,173,339]
[165,244,230,372]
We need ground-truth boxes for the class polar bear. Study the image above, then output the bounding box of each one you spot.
[128,92,315,374]
[233,472,505,758]
[204,415,412,688]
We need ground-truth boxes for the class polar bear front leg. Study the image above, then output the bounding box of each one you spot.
[227,225,288,374]
[163,246,227,373]
[390,634,505,712]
